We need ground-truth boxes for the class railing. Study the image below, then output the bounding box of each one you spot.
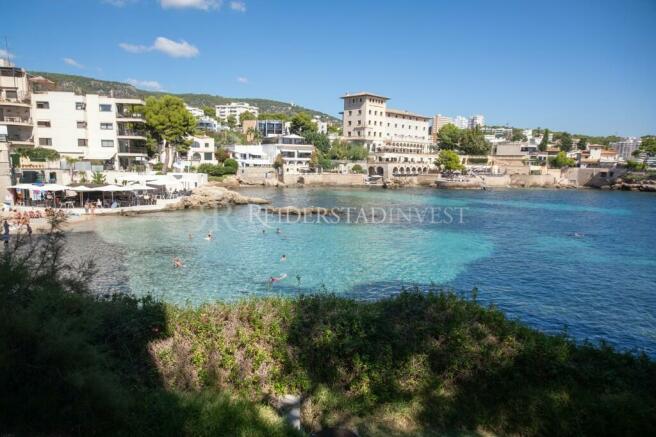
[118,145,147,154]
[117,112,145,119]
[118,129,147,137]
[1,116,32,124]
[8,135,34,143]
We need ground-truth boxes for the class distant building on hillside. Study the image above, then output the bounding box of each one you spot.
[185,105,205,118]
[196,115,220,132]
[469,114,485,129]
[215,102,259,123]
[453,116,469,129]
[431,114,453,142]
[312,116,328,134]
[610,137,641,160]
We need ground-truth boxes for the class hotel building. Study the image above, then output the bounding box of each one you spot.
[215,102,259,123]
[341,92,436,177]
[226,134,314,174]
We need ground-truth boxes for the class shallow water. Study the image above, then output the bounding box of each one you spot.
[67,187,656,356]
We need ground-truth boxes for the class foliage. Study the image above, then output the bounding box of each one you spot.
[91,171,106,184]
[273,153,284,170]
[202,106,215,117]
[577,137,588,150]
[152,162,164,171]
[309,150,320,170]
[239,111,257,124]
[626,160,647,171]
[511,128,528,142]
[214,147,230,163]
[638,136,656,156]
[17,147,60,162]
[435,149,464,171]
[327,140,368,161]
[558,132,574,152]
[437,123,461,150]
[549,151,577,168]
[196,162,237,176]
[213,130,247,146]
[2,222,655,436]
[226,115,238,130]
[351,164,364,174]
[302,131,330,154]
[459,126,490,155]
[258,112,291,122]
[290,112,318,136]
[539,128,550,152]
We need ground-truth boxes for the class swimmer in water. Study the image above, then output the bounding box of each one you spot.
[205,231,213,241]
[276,228,281,234]
[262,229,267,234]
[173,257,183,268]
[270,273,287,283]
[280,254,287,262]
[188,232,193,240]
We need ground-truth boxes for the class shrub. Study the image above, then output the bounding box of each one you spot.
[152,162,164,171]
[351,164,364,174]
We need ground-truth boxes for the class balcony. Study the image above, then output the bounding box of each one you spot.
[117,129,147,139]
[118,140,147,156]
[0,116,32,126]
[116,111,145,121]
[7,135,34,146]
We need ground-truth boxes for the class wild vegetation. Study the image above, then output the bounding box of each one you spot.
[1,221,655,436]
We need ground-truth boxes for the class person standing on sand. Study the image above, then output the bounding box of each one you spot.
[2,219,9,249]
[27,222,33,238]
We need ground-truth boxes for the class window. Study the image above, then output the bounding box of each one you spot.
[348,121,352,126]
[39,138,52,146]
[77,121,87,128]
[348,110,352,116]
[357,120,361,125]
[358,110,362,115]
[36,101,49,109]
[100,123,113,130]
[76,102,86,110]
[368,110,371,115]
[78,138,88,147]
[99,104,112,112]
[192,141,200,148]
[347,131,351,137]
[205,143,210,148]
[37,120,51,127]
[101,139,114,148]
[204,152,213,161]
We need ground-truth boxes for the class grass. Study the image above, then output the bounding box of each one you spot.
[1,221,655,436]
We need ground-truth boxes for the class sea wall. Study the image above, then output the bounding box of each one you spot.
[293,173,368,186]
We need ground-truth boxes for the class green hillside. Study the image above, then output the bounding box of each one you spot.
[29,71,338,121]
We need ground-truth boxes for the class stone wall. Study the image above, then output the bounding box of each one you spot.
[294,173,368,186]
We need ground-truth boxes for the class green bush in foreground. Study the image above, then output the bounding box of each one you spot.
[1,221,655,436]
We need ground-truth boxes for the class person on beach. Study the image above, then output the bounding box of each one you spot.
[2,220,9,249]
[27,223,32,238]
[90,202,96,215]
[96,198,102,209]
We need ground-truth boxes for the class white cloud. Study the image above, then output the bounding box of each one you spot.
[119,37,199,58]
[63,57,85,69]
[229,1,246,12]
[126,78,163,91]
[102,0,138,6]
[0,49,14,60]
[160,0,221,10]
[119,42,150,54]
[237,76,248,84]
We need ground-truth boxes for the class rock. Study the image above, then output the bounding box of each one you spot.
[172,186,269,210]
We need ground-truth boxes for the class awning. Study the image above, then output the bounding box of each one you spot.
[128,184,156,191]
[8,183,69,191]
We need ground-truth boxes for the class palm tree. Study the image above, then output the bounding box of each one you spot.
[91,171,106,184]
[65,157,79,181]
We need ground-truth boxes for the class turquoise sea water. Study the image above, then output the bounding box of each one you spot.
[69,188,656,356]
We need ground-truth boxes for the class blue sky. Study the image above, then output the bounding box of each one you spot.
[2,0,655,136]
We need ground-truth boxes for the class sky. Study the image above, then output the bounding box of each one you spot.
[2,0,655,136]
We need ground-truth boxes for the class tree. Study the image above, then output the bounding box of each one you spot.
[223,158,238,174]
[638,136,656,156]
[511,128,528,142]
[437,123,461,150]
[303,131,330,154]
[549,151,576,168]
[559,132,573,152]
[214,147,230,163]
[202,106,215,118]
[273,153,284,170]
[144,95,197,172]
[538,129,550,152]
[459,127,490,155]
[239,111,256,124]
[91,171,106,184]
[347,143,368,161]
[435,150,464,172]
[351,164,364,174]
[226,115,237,130]
[18,147,60,162]
[290,112,317,136]
[577,137,588,151]
[246,127,262,144]
[308,150,320,171]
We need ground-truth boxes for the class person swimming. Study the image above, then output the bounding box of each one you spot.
[205,231,213,241]
[280,255,287,262]
[270,273,287,283]
[173,257,184,268]
[276,228,281,234]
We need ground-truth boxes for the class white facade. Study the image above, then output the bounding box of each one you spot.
[312,116,328,134]
[610,137,641,160]
[179,135,216,168]
[453,116,469,129]
[185,105,205,118]
[469,114,485,129]
[196,115,220,132]
[215,102,259,123]
[226,134,314,173]
[31,91,147,169]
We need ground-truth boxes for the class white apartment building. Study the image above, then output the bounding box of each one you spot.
[226,134,314,174]
[341,92,436,177]
[178,135,217,168]
[215,102,259,123]
[31,91,148,171]
[469,114,485,129]
[610,137,641,160]
[185,105,205,118]
[453,116,469,129]
[312,116,328,134]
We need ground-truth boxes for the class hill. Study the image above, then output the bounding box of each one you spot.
[29,71,339,121]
